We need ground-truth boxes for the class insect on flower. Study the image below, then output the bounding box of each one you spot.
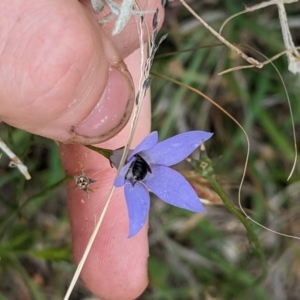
[125,154,152,184]
[110,131,213,237]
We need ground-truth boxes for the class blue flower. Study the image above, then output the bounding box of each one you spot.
[110,131,213,237]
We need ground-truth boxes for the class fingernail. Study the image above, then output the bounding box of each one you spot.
[72,67,134,142]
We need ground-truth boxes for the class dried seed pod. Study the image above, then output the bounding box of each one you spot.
[74,169,96,196]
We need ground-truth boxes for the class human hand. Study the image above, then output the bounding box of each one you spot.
[0,0,164,299]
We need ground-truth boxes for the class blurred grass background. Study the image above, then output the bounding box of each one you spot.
[1,0,300,299]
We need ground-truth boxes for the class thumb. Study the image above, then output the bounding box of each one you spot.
[0,0,134,144]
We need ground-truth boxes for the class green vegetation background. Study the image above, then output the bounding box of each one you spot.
[1,1,300,299]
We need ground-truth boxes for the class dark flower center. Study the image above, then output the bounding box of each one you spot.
[126,154,152,185]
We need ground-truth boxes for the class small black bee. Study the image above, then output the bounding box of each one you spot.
[126,154,152,185]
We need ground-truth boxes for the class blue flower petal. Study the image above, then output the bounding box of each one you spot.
[124,182,150,237]
[144,165,205,213]
[128,131,158,160]
[114,161,132,187]
[145,131,213,166]
[110,148,125,169]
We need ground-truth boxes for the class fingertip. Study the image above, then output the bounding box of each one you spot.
[61,143,149,299]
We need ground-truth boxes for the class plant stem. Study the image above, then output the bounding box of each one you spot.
[190,148,267,282]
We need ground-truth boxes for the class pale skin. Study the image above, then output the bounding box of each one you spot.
[0,0,164,299]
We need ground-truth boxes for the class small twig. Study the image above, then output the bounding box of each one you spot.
[178,0,263,69]
[0,138,31,180]
[277,1,300,74]
[218,47,300,75]
[219,0,300,74]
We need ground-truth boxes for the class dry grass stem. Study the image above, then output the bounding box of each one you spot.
[219,0,300,74]
[0,138,31,180]
[178,0,263,69]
